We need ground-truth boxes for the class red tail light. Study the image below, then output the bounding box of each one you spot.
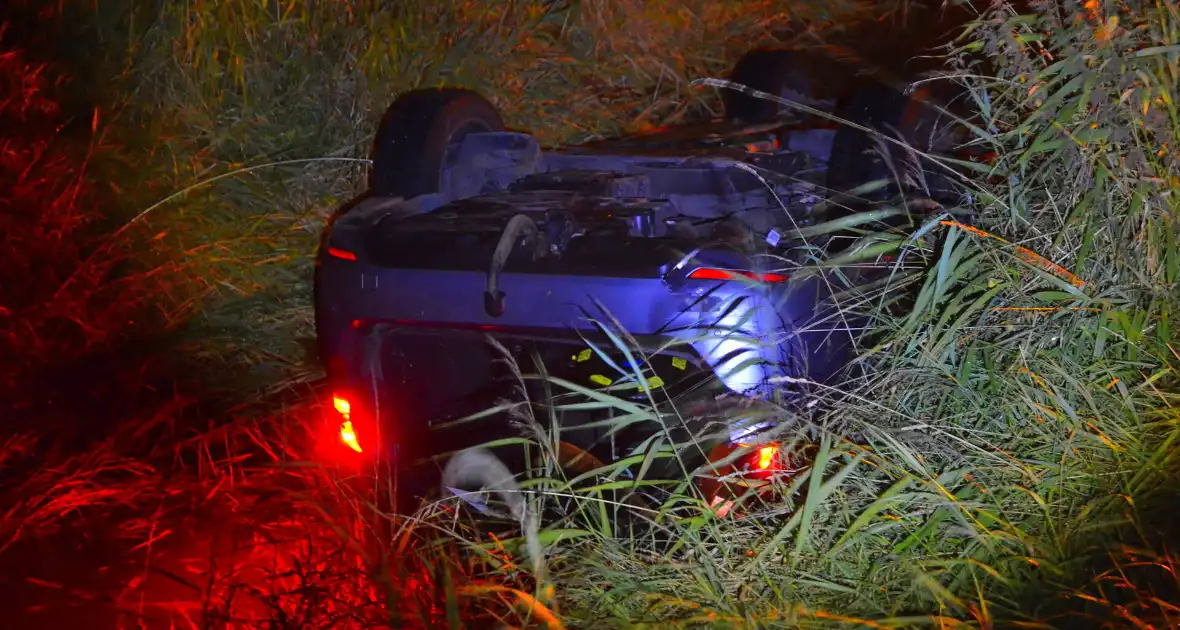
[756,445,778,470]
[697,441,790,516]
[736,442,781,472]
[332,395,363,453]
[327,247,357,261]
[333,395,351,417]
[688,267,788,283]
[340,421,362,453]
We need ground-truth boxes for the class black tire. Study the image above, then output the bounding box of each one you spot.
[370,88,505,199]
[722,48,850,123]
[825,80,968,210]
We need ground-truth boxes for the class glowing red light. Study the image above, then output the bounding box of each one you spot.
[327,247,357,261]
[687,268,788,283]
[332,395,362,453]
[333,395,351,417]
[689,267,736,281]
[756,445,778,470]
[340,420,363,453]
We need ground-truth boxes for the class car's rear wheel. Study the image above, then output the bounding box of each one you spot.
[722,47,850,123]
[370,88,506,199]
[825,80,972,212]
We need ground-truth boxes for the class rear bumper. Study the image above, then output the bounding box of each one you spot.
[315,251,700,436]
[314,248,856,463]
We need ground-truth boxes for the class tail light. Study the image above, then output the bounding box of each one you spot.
[688,267,788,283]
[333,395,351,417]
[333,394,363,453]
[327,247,358,261]
[737,442,781,474]
[697,440,788,517]
[703,441,785,479]
[755,444,778,471]
[340,420,363,453]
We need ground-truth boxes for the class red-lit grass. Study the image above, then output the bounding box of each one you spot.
[0,16,401,626]
[0,387,551,628]
[0,26,182,405]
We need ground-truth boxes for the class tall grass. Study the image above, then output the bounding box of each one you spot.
[0,20,145,394]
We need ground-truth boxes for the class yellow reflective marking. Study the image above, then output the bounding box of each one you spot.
[671,357,687,370]
[576,349,593,363]
[589,374,612,386]
[615,376,664,390]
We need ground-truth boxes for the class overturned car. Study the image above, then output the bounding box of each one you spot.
[314,46,979,511]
